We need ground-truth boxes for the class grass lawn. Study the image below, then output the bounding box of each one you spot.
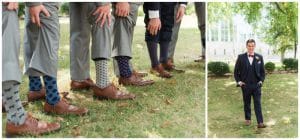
[208,73,298,138]
[2,20,205,137]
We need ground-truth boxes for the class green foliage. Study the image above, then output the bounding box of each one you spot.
[209,2,298,58]
[185,3,195,15]
[207,2,234,23]
[208,61,230,76]
[60,2,69,16]
[18,3,25,18]
[282,58,298,70]
[264,62,276,72]
[235,2,298,58]
[138,6,144,17]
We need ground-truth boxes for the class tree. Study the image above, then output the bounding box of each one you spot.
[234,2,298,60]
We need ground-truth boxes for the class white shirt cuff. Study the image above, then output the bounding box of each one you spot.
[148,10,159,19]
[180,4,187,8]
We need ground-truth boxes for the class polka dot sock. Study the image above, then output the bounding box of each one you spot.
[115,56,132,78]
[95,60,110,89]
[29,76,42,91]
[3,81,27,125]
[43,75,60,105]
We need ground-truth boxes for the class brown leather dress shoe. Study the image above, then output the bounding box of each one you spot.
[6,114,60,137]
[132,70,148,78]
[44,99,88,116]
[92,84,136,100]
[70,78,95,90]
[150,64,172,78]
[257,123,267,128]
[27,88,46,102]
[245,120,251,126]
[162,60,185,73]
[119,74,154,86]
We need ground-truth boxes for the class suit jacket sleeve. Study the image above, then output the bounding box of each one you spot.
[146,2,160,10]
[260,55,265,82]
[234,55,241,84]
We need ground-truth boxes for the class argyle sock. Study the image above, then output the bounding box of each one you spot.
[95,59,110,88]
[115,56,132,78]
[3,81,27,125]
[29,76,42,91]
[43,75,60,105]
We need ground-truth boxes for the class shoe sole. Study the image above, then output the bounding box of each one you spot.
[6,126,61,138]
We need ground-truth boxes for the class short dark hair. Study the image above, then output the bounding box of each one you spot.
[246,39,256,46]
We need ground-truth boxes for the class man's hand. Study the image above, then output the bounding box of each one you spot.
[147,18,161,35]
[175,6,185,23]
[93,4,111,27]
[7,2,18,11]
[29,4,50,27]
[238,81,246,87]
[115,2,130,17]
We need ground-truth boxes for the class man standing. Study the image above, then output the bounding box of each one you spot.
[234,39,266,128]
[111,2,154,86]
[2,2,60,136]
[23,2,88,115]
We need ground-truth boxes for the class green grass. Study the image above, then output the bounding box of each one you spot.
[208,73,298,138]
[2,20,204,137]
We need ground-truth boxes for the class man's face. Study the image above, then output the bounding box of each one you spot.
[246,42,255,54]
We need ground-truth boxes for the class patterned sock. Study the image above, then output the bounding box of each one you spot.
[43,75,60,105]
[3,81,27,125]
[29,76,42,91]
[95,59,110,88]
[115,56,132,78]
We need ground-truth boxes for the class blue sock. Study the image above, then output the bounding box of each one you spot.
[115,56,132,78]
[43,75,60,105]
[29,76,42,91]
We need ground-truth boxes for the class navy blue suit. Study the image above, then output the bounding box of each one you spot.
[143,2,176,43]
[234,52,265,124]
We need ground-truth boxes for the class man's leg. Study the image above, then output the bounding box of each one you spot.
[168,3,181,63]
[24,3,88,115]
[253,87,264,126]
[69,3,95,90]
[143,3,172,78]
[112,3,154,86]
[88,3,135,100]
[242,87,252,122]
[194,2,205,62]
[2,5,60,136]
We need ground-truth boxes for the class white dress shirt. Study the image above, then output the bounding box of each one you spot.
[247,53,254,65]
